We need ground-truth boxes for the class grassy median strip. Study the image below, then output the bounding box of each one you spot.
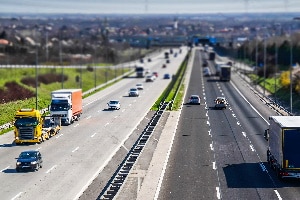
[151,54,188,111]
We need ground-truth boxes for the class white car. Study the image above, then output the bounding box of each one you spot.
[128,88,139,97]
[107,100,121,110]
[145,75,155,82]
[136,83,144,90]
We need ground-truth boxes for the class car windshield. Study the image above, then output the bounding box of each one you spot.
[110,101,119,104]
[191,96,199,99]
[130,88,137,91]
[19,152,37,159]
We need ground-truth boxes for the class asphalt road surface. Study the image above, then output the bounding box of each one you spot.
[157,49,300,200]
[0,47,187,200]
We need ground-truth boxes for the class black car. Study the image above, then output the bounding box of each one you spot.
[16,150,43,172]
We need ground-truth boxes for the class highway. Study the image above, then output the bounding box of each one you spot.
[0,47,188,200]
[156,49,300,199]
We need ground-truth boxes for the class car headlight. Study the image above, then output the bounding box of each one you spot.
[16,162,21,165]
[31,161,37,165]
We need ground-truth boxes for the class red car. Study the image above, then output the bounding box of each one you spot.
[152,72,158,77]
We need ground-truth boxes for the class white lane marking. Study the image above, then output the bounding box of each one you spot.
[242,132,247,137]
[274,189,283,200]
[114,116,118,119]
[237,121,240,126]
[74,124,79,128]
[210,143,214,151]
[1,166,9,172]
[216,187,221,199]
[230,81,269,124]
[207,121,210,126]
[259,162,267,172]
[36,147,42,151]
[208,130,211,136]
[232,114,236,118]
[129,104,132,107]
[249,144,255,152]
[213,162,217,170]
[56,133,63,139]
[91,133,97,138]
[122,109,125,112]
[46,165,57,174]
[72,147,79,153]
[11,192,23,200]
[86,116,91,119]
[105,123,109,127]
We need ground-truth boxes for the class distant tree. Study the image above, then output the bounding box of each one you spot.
[0,31,7,39]
[280,71,290,88]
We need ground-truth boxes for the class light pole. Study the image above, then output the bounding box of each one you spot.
[59,35,64,89]
[274,40,278,103]
[263,37,267,95]
[255,36,258,87]
[290,39,293,114]
[35,44,38,110]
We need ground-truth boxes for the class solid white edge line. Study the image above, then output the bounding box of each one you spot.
[11,192,23,200]
[274,189,283,200]
[230,81,269,125]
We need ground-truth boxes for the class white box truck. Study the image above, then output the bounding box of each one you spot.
[266,116,300,179]
[50,89,83,125]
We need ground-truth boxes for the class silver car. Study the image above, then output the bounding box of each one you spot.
[128,88,139,97]
[188,95,201,105]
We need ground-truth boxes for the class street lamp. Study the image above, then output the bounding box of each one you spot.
[35,44,38,110]
[263,37,267,95]
[290,38,293,114]
[274,40,278,103]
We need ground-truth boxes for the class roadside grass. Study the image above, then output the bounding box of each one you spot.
[248,73,300,112]
[0,66,131,128]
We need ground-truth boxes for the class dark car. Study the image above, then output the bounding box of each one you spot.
[16,150,43,172]
[163,73,171,79]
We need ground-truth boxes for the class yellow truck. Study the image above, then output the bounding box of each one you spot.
[14,108,45,144]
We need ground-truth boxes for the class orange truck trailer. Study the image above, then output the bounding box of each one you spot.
[50,89,83,125]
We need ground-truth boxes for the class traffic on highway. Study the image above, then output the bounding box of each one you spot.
[2,45,300,200]
[0,47,187,200]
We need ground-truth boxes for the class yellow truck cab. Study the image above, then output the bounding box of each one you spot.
[14,108,44,144]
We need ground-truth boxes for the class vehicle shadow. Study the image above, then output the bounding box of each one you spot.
[2,168,35,174]
[0,142,15,148]
[102,108,118,111]
[223,162,300,188]
[208,106,226,110]
[0,141,39,147]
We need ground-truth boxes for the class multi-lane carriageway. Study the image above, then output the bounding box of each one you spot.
[110,48,300,200]
[0,47,187,200]
[2,46,300,200]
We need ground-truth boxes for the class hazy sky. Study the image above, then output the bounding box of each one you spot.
[1,0,300,14]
